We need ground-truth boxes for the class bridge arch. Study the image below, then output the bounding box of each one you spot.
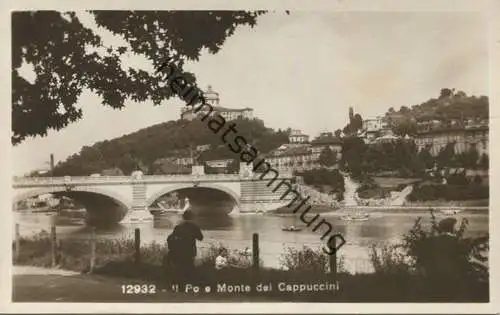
[14,186,131,224]
[146,183,241,208]
[14,186,130,209]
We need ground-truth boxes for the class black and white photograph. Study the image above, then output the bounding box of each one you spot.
[3,2,498,312]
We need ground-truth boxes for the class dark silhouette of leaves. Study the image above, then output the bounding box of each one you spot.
[12,10,266,145]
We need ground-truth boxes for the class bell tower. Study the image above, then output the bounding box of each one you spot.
[203,85,220,107]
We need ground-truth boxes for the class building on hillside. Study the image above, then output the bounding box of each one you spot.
[154,154,194,169]
[180,85,254,121]
[310,132,343,160]
[363,116,383,131]
[264,132,342,172]
[288,129,310,144]
[196,144,211,152]
[174,156,195,167]
[152,160,191,174]
[101,167,124,176]
[414,124,489,156]
[265,145,319,172]
[205,159,233,168]
[359,116,394,143]
[372,129,401,144]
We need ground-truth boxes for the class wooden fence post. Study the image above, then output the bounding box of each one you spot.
[252,233,259,273]
[134,228,141,265]
[89,228,96,273]
[51,221,57,267]
[329,238,337,278]
[14,223,20,262]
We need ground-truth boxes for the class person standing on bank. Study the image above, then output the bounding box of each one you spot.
[166,210,204,287]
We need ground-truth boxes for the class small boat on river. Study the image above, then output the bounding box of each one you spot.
[282,225,302,232]
[439,208,461,216]
[341,212,370,222]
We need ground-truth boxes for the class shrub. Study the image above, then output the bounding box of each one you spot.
[199,243,253,269]
[473,175,483,185]
[369,244,414,276]
[279,246,329,273]
[368,211,489,298]
[297,169,345,195]
[14,232,142,272]
[402,211,488,282]
[408,183,489,201]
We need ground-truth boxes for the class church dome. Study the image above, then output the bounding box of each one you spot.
[203,85,220,105]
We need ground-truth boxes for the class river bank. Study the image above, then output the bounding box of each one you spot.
[12,210,490,303]
[404,199,489,207]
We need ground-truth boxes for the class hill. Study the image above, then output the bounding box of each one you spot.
[384,89,488,135]
[51,118,289,176]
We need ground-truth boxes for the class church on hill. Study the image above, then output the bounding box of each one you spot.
[180,85,254,121]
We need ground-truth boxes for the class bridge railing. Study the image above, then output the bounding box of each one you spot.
[142,174,242,182]
[12,176,133,186]
[13,172,294,186]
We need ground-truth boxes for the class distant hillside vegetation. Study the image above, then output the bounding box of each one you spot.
[385,89,488,135]
[52,118,289,176]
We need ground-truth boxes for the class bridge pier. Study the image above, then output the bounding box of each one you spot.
[122,171,154,224]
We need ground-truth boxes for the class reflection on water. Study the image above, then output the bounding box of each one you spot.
[15,208,489,272]
[152,214,234,230]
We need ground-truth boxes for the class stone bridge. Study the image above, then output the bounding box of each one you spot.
[13,165,295,223]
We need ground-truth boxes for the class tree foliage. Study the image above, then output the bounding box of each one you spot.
[340,135,487,180]
[371,212,489,298]
[12,10,266,144]
[318,146,337,167]
[385,89,488,125]
[402,213,489,285]
[343,112,363,136]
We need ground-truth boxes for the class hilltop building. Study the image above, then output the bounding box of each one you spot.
[288,129,309,144]
[180,85,254,121]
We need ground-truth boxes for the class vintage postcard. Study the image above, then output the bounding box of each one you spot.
[1,0,499,313]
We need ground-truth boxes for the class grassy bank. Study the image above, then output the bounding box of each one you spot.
[13,219,489,302]
[408,183,489,202]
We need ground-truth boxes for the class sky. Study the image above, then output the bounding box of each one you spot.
[12,10,488,175]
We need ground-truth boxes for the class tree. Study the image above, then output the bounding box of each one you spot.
[463,147,480,169]
[340,136,367,176]
[51,117,288,176]
[479,153,489,170]
[334,129,342,138]
[436,143,456,168]
[418,147,435,169]
[342,110,363,136]
[318,146,337,167]
[439,88,454,99]
[351,113,363,131]
[399,106,410,114]
[393,118,418,136]
[400,214,489,295]
[12,10,266,144]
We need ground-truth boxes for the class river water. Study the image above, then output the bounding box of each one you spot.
[14,208,488,274]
